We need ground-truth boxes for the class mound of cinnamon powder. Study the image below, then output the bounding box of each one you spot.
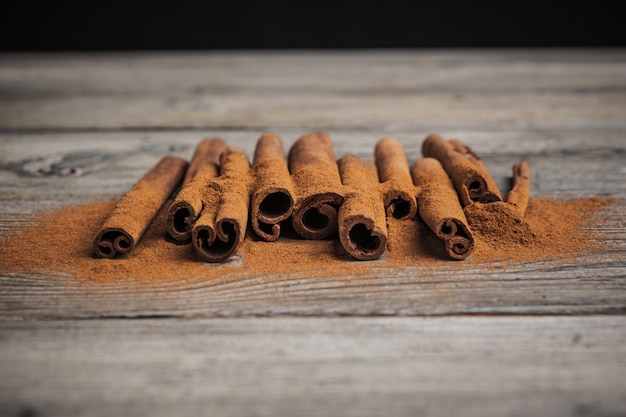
[0,197,613,284]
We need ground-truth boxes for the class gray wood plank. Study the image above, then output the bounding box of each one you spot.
[1,316,624,417]
[1,50,625,130]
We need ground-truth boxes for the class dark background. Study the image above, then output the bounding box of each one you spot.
[2,2,624,51]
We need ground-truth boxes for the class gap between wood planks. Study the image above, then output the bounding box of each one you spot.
[2,124,626,135]
[8,308,626,322]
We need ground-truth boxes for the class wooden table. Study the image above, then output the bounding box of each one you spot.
[1,50,625,416]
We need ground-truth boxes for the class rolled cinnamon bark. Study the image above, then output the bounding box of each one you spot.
[94,156,188,258]
[166,138,227,242]
[374,137,417,220]
[250,133,295,241]
[288,132,344,239]
[411,157,474,260]
[192,148,253,263]
[506,160,531,216]
[422,133,502,206]
[337,155,387,260]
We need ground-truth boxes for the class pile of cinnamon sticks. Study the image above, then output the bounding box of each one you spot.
[94,132,530,262]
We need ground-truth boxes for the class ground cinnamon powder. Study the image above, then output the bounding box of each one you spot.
[0,197,613,284]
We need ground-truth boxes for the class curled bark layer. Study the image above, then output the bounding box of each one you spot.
[166,138,227,242]
[338,155,387,260]
[411,158,474,260]
[289,132,344,239]
[375,137,417,220]
[192,148,253,263]
[94,156,188,258]
[422,133,502,206]
[250,133,295,241]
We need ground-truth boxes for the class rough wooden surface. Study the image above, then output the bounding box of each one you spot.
[1,317,625,417]
[1,50,625,416]
[1,50,625,130]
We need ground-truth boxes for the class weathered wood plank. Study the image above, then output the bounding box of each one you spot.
[1,317,624,417]
[1,128,624,201]
[1,50,625,130]
[1,254,624,319]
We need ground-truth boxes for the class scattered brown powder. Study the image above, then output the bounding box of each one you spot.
[0,197,613,285]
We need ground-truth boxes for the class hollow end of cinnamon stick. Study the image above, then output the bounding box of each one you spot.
[251,188,294,241]
[192,218,243,263]
[94,228,134,258]
[339,214,387,261]
[464,175,501,203]
[251,133,295,241]
[438,218,474,260]
[292,195,343,239]
[381,189,417,220]
[166,201,198,242]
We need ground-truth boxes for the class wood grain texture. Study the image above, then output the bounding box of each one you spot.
[1,50,625,130]
[1,317,625,417]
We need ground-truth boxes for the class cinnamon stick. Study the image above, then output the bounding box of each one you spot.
[411,157,474,260]
[94,156,188,258]
[288,132,344,239]
[166,138,227,242]
[192,148,253,263]
[337,155,387,260]
[506,160,531,216]
[422,133,502,206]
[250,133,295,241]
[374,137,418,220]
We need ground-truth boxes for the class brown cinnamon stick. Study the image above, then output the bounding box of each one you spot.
[166,138,227,242]
[374,137,417,220]
[288,132,344,239]
[422,133,502,206]
[506,160,531,216]
[250,133,295,241]
[411,157,474,260]
[94,156,188,258]
[192,148,253,263]
[337,155,387,260]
